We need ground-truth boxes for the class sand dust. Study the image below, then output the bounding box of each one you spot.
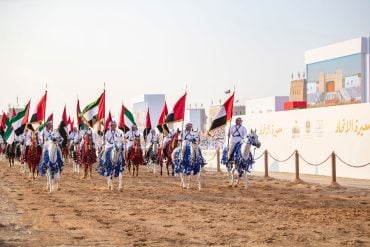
[0,160,369,247]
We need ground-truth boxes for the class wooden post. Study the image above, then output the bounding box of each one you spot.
[264,150,269,178]
[294,150,303,183]
[216,148,221,172]
[330,151,340,188]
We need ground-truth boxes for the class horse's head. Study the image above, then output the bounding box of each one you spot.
[170,131,180,149]
[246,129,261,148]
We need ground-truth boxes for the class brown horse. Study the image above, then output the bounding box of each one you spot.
[80,135,96,179]
[164,131,180,176]
[6,143,16,167]
[26,134,42,180]
[127,136,144,177]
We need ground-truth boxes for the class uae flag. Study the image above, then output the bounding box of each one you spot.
[0,112,8,137]
[30,92,47,130]
[3,101,30,143]
[165,93,186,124]
[208,93,234,135]
[104,111,112,132]
[69,118,74,133]
[157,102,169,134]
[38,113,53,132]
[58,105,68,147]
[143,108,151,138]
[118,104,136,133]
[76,99,84,130]
[82,91,105,129]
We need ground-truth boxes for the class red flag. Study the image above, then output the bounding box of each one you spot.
[62,105,68,125]
[143,108,151,138]
[76,99,83,130]
[30,92,47,126]
[157,102,169,134]
[98,90,105,122]
[165,93,186,123]
[224,93,234,121]
[1,112,7,130]
[208,92,235,134]
[12,108,16,117]
[104,111,112,131]
[22,101,31,125]
[118,106,124,131]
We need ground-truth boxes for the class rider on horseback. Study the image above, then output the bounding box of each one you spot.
[100,120,124,163]
[227,117,247,162]
[124,124,142,160]
[145,129,161,162]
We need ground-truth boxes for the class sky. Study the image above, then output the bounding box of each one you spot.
[1,0,370,123]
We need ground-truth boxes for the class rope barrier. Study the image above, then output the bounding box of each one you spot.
[204,150,218,163]
[268,151,296,163]
[254,151,265,161]
[298,153,331,167]
[335,153,370,168]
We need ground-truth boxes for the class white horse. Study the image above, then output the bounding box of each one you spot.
[222,129,261,189]
[146,140,159,174]
[44,141,63,193]
[172,133,205,191]
[98,139,125,192]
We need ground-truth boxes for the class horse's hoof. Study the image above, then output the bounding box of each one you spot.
[118,188,123,192]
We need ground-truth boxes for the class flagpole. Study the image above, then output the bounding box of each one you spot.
[226,86,235,160]
[179,85,187,152]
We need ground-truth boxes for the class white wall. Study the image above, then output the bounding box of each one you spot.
[240,103,370,180]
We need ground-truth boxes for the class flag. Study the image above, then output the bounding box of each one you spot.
[0,113,8,137]
[69,119,74,132]
[157,102,169,134]
[67,116,72,133]
[30,92,47,130]
[208,93,234,135]
[82,90,105,129]
[118,104,136,132]
[143,108,151,138]
[104,111,112,132]
[58,105,69,147]
[76,99,84,130]
[3,101,30,143]
[12,100,30,136]
[38,113,53,132]
[165,93,186,124]
[12,108,16,117]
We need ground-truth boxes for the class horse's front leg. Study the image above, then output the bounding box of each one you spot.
[197,171,201,191]
[179,173,185,188]
[187,174,191,190]
[244,171,248,189]
[56,172,60,190]
[49,171,54,193]
[118,172,123,192]
[136,164,139,177]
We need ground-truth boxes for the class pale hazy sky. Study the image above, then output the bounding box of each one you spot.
[1,0,370,123]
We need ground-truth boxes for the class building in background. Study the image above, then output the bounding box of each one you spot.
[132,94,165,131]
[185,108,207,132]
[245,96,288,115]
[305,37,369,107]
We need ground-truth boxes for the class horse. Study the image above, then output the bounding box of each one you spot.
[172,133,205,191]
[163,131,180,176]
[38,140,64,193]
[70,142,81,174]
[221,129,261,189]
[98,139,125,191]
[128,136,144,177]
[6,142,16,167]
[62,139,70,164]
[80,135,96,179]
[146,139,161,174]
[25,135,42,180]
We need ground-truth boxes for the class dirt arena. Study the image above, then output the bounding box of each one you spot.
[0,160,369,247]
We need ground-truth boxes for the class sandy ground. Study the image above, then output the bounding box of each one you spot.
[0,159,369,247]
